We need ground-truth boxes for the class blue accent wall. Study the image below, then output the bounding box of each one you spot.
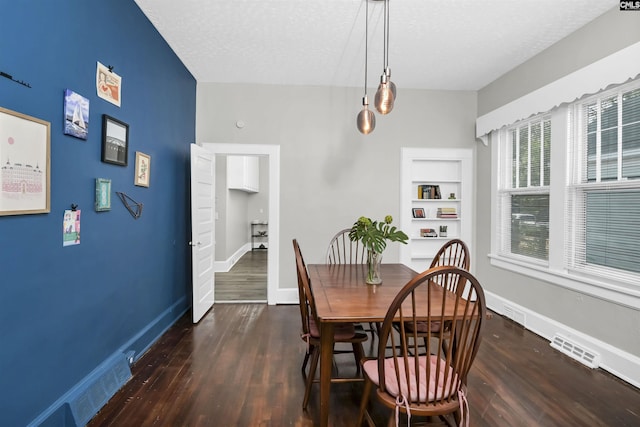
[0,1,196,425]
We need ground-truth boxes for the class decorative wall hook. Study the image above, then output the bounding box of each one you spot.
[0,70,31,88]
[116,192,143,219]
[70,204,78,211]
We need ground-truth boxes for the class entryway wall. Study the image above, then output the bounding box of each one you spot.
[200,143,280,305]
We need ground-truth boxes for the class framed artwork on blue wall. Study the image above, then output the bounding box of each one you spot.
[63,89,89,140]
[0,106,51,216]
[95,178,111,211]
[101,115,129,166]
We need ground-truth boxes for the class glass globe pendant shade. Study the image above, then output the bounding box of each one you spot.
[357,96,376,135]
[374,73,395,115]
[385,67,397,99]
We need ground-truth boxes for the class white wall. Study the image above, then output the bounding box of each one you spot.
[196,84,477,294]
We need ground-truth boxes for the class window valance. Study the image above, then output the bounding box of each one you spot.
[476,41,640,140]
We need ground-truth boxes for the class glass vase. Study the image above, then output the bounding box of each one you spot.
[366,251,383,285]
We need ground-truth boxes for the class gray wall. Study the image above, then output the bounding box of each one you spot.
[476,8,640,356]
[196,84,477,291]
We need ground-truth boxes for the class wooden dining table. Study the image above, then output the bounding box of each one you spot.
[306,263,421,427]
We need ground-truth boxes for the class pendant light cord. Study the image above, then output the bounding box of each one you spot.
[385,0,389,69]
[364,0,369,96]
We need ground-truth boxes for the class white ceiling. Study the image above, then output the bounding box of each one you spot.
[134,0,617,91]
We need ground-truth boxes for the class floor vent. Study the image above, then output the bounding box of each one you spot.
[68,354,131,426]
[550,334,600,369]
[503,304,526,326]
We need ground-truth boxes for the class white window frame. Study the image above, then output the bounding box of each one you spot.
[495,116,551,264]
[490,80,640,309]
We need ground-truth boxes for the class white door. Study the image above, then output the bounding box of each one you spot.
[190,144,215,323]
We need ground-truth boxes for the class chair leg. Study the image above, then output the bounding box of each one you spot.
[302,343,315,374]
[303,347,320,409]
[357,377,374,427]
[352,342,365,375]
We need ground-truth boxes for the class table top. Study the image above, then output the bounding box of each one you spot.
[307,263,421,323]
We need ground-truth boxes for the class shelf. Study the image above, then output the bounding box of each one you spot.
[400,148,473,273]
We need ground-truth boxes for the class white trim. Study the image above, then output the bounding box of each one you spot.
[485,290,640,390]
[476,41,640,138]
[489,253,640,309]
[201,143,280,306]
[214,243,251,272]
[276,287,299,305]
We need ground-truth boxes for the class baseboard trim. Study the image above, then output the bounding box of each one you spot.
[214,244,251,272]
[485,290,640,389]
[276,287,299,305]
[28,297,189,427]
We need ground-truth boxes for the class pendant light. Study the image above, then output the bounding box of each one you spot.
[357,0,376,135]
[374,0,396,115]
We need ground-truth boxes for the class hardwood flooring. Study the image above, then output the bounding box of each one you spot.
[214,250,267,302]
[88,303,640,427]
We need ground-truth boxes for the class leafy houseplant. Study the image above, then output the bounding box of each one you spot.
[349,215,408,284]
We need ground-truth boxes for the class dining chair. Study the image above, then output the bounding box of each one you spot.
[325,228,377,340]
[325,228,367,264]
[293,239,368,409]
[357,265,486,427]
[399,239,471,353]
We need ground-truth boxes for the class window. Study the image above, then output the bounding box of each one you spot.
[567,82,640,282]
[497,116,551,262]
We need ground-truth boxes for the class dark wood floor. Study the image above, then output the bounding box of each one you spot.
[88,303,640,427]
[215,250,267,302]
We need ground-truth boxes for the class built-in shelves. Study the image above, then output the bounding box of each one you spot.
[400,148,473,271]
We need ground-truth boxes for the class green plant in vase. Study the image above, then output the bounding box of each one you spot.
[349,215,408,284]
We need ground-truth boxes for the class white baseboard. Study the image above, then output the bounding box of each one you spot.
[214,244,251,272]
[276,287,299,305]
[485,291,640,389]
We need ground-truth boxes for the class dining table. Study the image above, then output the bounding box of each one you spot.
[306,262,420,427]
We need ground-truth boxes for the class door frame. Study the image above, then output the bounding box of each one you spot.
[201,143,280,305]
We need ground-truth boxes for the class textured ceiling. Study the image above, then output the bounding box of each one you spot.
[134,0,618,91]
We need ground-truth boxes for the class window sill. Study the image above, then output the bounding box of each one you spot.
[488,253,640,310]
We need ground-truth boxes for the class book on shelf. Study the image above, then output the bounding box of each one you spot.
[437,207,458,218]
[417,184,441,199]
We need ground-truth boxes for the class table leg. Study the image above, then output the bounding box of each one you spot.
[319,322,334,427]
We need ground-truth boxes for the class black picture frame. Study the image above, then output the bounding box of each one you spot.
[101,114,129,166]
[412,208,425,218]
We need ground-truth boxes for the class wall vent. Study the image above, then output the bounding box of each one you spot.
[550,334,600,369]
[503,304,526,326]
[67,354,131,426]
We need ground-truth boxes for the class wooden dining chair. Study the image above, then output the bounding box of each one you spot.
[325,228,367,264]
[399,239,471,353]
[293,239,368,409]
[357,266,486,427]
[325,228,377,340]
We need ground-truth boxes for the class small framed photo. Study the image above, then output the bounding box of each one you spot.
[63,89,89,140]
[101,115,129,166]
[95,178,111,211]
[412,208,425,218]
[134,152,151,187]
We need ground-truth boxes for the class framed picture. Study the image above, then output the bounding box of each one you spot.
[101,115,129,166]
[134,152,151,187]
[412,208,425,218]
[63,89,89,140]
[0,106,51,216]
[96,61,122,107]
[95,178,111,211]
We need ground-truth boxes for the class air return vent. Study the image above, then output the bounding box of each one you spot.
[550,334,600,369]
[68,354,132,425]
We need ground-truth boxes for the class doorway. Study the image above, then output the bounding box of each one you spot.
[201,143,280,305]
